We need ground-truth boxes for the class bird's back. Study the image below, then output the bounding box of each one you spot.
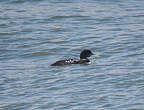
[51,59,90,66]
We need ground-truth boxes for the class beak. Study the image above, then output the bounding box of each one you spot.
[91,54,100,58]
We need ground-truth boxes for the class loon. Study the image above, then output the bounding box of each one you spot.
[51,49,100,66]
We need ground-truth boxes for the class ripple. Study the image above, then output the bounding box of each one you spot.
[0,32,19,36]
[21,52,50,58]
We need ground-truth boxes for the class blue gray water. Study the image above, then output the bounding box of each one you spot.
[0,0,144,110]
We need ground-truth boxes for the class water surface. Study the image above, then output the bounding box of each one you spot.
[0,0,144,110]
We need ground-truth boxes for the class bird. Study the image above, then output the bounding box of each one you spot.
[50,49,100,66]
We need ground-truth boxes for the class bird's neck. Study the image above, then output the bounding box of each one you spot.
[80,58,89,61]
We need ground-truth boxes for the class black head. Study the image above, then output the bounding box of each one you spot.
[80,49,93,59]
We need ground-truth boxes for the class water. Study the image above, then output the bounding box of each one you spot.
[0,0,144,109]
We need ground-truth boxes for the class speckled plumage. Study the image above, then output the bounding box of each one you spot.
[51,49,98,66]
